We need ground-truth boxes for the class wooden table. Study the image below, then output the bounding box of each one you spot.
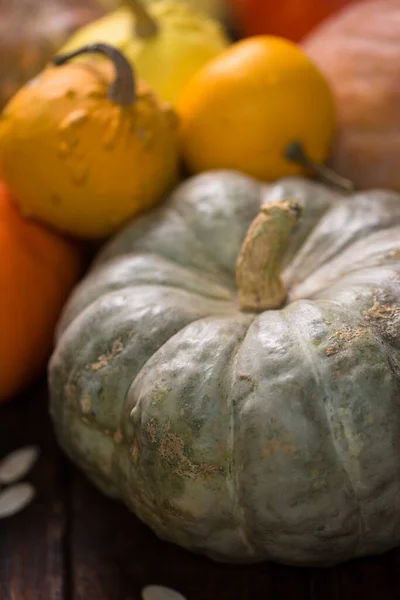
[1,382,399,600]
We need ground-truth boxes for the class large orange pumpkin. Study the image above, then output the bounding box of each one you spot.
[303,0,400,191]
[0,181,83,402]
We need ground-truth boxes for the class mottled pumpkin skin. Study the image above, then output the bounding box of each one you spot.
[49,171,400,566]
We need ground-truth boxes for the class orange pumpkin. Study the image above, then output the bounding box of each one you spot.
[303,0,400,191]
[228,0,368,42]
[0,181,83,402]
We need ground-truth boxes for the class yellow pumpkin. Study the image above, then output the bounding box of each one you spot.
[178,36,337,182]
[0,43,179,239]
[58,0,230,106]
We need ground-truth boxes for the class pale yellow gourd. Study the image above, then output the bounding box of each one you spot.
[59,0,230,106]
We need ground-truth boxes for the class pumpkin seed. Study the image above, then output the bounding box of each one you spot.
[141,585,187,600]
[0,446,40,484]
[0,483,36,518]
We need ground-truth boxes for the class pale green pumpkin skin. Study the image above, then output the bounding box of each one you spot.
[49,171,400,566]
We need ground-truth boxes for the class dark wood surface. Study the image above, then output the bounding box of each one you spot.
[0,382,399,600]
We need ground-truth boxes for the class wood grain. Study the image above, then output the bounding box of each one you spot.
[0,382,68,600]
[0,385,399,600]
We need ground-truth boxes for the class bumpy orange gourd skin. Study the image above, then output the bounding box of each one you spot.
[0,59,179,239]
[0,182,82,402]
[178,36,336,181]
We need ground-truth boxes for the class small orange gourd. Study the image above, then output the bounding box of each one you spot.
[178,35,353,190]
[0,181,83,402]
[0,43,179,239]
[178,36,337,183]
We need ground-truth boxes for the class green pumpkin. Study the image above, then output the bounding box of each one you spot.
[49,170,400,566]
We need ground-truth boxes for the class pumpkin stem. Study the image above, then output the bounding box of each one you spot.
[236,199,302,312]
[285,141,355,193]
[125,0,159,38]
[53,43,135,106]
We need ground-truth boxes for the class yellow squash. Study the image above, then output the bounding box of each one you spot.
[0,43,179,239]
[58,0,230,106]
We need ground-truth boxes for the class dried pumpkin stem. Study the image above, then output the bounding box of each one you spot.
[125,0,159,38]
[236,199,303,312]
[285,141,355,193]
[53,43,135,106]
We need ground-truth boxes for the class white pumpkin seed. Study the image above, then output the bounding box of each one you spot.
[142,585,187,600]
[0,482,36,518]
[0,445,40,484]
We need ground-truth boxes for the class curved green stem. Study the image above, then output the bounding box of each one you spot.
[53,43,135,106]
[124,0,159,38]
[285,141,355,193]
[236,199,303,312]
